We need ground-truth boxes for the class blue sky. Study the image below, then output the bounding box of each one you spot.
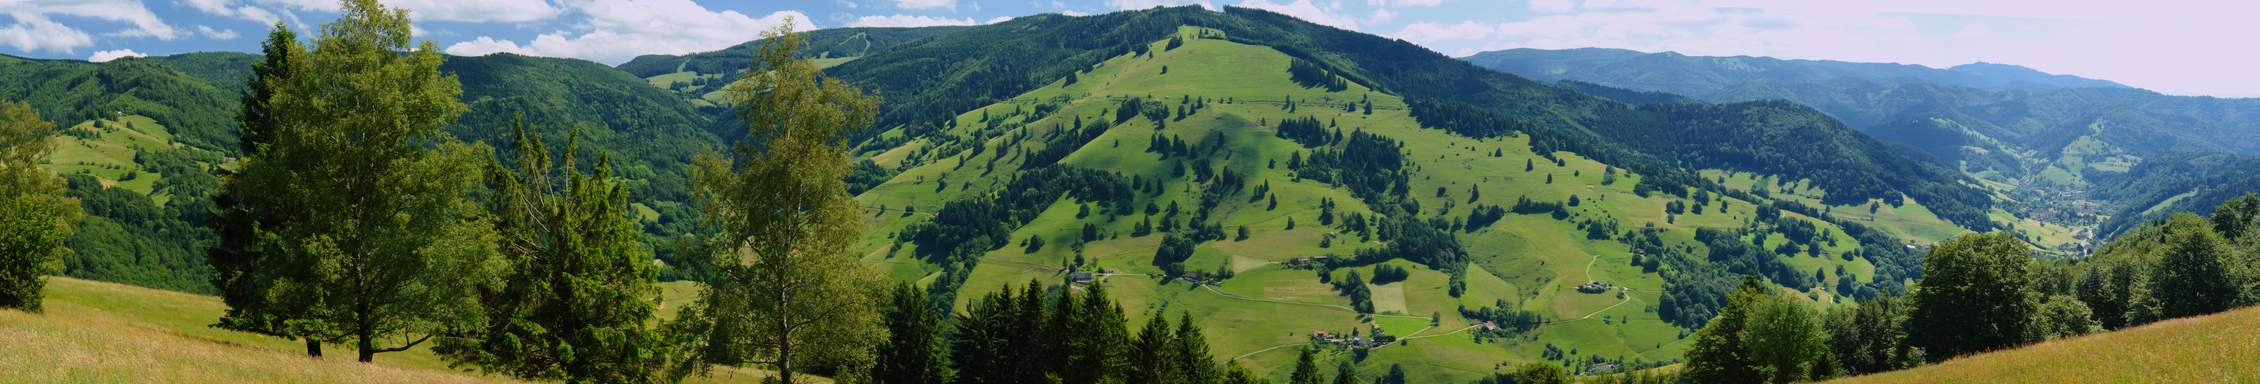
[3,0,2256,97]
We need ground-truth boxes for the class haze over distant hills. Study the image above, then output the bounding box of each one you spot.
[1465,47,2260,240]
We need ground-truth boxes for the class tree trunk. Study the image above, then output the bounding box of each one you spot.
[356,322,375,363]
[305,338,323,358]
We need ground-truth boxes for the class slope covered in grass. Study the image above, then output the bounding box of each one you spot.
[1828,305,2260,384]
[848,24,1913,382]
[0,278,511,384]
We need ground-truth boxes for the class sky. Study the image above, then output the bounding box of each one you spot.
[3,0,2256,97]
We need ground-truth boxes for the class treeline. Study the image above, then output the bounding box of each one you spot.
[1680,193,2260,383]
[1287,58,1348,91]
[880,281,1265,384]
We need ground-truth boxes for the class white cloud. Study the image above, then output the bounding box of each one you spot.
[189,0,560,24]
[87,48,144,62]
[196,25,240,40]
[184,0,283,26]
[443,1,817,65]
[895,0,954,10]
[1106,0,1217,11]
[2,0,180,46]
[985,16,1014,24]
[847,14,976,28]
[388,0,562,23]
[1235,0,1358,30]
[1062,10,1090,16]
[0,13,92,53]
[1365,0,1440,6]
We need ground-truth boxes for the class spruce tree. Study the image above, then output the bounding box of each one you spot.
[874,283,947,384]
[1333,361,1362,384]
[209,21,320,356]
[1130,311,1175,383]
[1289,348,1324,384]
[1171,313,1219,383]
[434,119,671,382]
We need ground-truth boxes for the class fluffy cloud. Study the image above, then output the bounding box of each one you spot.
[444,1,817,65]
[188,0,560,24]
[985,16,1015,24]
[847,14,977,28]
[2,0,180,49]
[87,48,144,62]
[387,0,562,23]
[1235,0,1358,30]
[1364,0,1440,6]
[184,0,284,26]
[896,0,955,10]
[1106,0,1217,11]
[0,13,92,53]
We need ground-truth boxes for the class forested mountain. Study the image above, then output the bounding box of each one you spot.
[1463,48,2260,176]
[0,5,2123,382]
[1465,48,2260,241]
[4,49,727,291]
[1466,48,2123,95]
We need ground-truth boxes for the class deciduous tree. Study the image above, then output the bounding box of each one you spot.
[675,20,885,384]
[218,0,501,363]
[0,100,80,312]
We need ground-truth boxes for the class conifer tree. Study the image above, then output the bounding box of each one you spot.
[1289,348,1324,384]
[874,283,947,384]
[434,119,672,382]
[209,21,320,356]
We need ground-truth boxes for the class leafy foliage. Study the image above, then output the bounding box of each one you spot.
[0,100,82,311]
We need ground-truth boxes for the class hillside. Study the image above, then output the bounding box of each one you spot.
[1827,305,2260,383]
[842,19,1933,381]
[7,49,733,290]
[0,278,798,383]
[0,278,512,383]
[1464,47,2260,248]
[3,6,1997,382]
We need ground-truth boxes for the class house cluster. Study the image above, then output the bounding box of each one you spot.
[1576,280,1613,294]
[1310,329,1397,349]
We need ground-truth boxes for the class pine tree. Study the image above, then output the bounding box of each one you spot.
[209,21,324,357]
[1289,348,1324,384]
[873,283,947,384]
[1130,311,1175,383]
[678,20,885,383]
[1064,283,1130,383]
[0,100,80,312]
[1333,361,1362,384]
[1171,313,1219,383]
[433,119,671,382]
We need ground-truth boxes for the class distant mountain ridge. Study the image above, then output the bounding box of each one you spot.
[1466,48,2126,95]
[1464,47,2260,242]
